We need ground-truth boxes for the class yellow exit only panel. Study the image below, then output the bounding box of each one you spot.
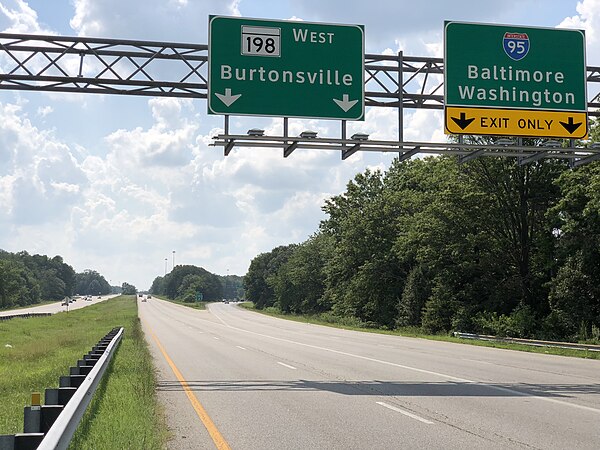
[445,106,588,139]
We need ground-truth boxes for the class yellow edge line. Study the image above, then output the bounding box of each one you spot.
[145,321,231,450]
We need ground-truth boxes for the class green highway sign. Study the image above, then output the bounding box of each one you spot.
[445,21,588,138]
[208,16,364,120]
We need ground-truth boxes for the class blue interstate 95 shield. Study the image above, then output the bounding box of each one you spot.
[503,32,530,61]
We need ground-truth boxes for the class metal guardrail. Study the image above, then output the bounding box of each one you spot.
[0,313,52,322]
[453,332,600,352]
[0,327,124,450]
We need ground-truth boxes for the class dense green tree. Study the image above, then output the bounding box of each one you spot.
[392,156,523,331]
[460,150,566,315]
[272,234,330,314]
[245,126,600,340]
[51,256,76,297]
[244,253,274,309]
[0,250,77,307]
[321,169,407,327]
[75,270,111,295]
[547,123,600,339]
[219,274,245,300]
[164,265,222,301]
[387,150,564,334]
[244,245,297,309]
[176,274,205,302]
[151,268,236,301]
[121,282,137,295]
[396,264,431,327]
[149,276,165,295]
[0,259,41,307]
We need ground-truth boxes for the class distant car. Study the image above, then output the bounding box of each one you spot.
[97,296,101,299]
[147,295,151,299]
[61,301,68,306]
[142,298,147,302]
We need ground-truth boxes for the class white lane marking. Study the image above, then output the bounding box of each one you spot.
[213,310,229,327]
[377,402,434,424]
[209,308,600,415]
[213,336,220,340]
[210,308,471,382]
[277,362,297,370]
[236,346,247,350]
[478,383,600,414]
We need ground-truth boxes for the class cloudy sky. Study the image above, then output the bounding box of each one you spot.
[0,0,598,290]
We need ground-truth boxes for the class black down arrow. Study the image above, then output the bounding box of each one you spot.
[451,112,475,130]
[559,117,582,134]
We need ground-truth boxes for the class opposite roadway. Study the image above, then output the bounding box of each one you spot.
[139,297,600,450]
[0,295,116,317]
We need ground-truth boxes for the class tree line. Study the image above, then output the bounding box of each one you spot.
[150,265,244,302]
[244,122,600,342]
[0,250,130,309]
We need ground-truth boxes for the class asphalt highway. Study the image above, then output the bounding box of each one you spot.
[0,295,115,317]
[139,298,600,450]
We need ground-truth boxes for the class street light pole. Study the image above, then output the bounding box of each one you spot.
[172,250,175,269]
[164,258,167,276]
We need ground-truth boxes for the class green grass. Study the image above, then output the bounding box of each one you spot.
[239,303,600,360]
[0,296,167,449]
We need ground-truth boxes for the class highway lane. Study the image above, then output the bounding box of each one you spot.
[0,294,118,317]
[139,298,600,449]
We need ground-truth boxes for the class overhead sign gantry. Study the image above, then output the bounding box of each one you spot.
[208,16,364,120]
[444,21,588,139]
[0,24,598,164]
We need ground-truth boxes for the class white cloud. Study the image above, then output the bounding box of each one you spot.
[0,0,594,290]
[104,98,198,170]
[404,109,445,143]
[69,0,241,40]
[0,0,52,34]
[559,0,599,44]
[36,106,53,117]
[559,0,600,70]
[0,101,88,223]
[558,0,600,107]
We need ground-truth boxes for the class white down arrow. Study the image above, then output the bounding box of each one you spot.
[215,88,242,107]
[333,94,358,112]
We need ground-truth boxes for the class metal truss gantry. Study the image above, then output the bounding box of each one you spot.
[0,33,208,97]
[0,33,599,165]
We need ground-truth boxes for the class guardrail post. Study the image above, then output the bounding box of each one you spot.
[40,406,63,433]
[0,327,123,450]
[23,393,42,433]
[14,433,44,449]
[23,408,40,434]
[0,435,15,450]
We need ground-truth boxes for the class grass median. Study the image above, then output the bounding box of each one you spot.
[0,295,167,448]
